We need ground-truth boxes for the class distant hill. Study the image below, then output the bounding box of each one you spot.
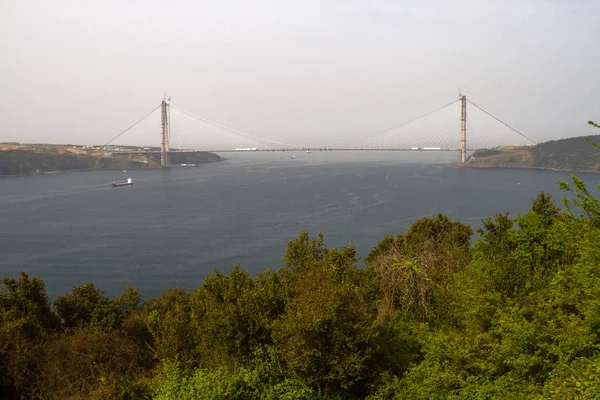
[0,145,222,176]
[465,135,600,172]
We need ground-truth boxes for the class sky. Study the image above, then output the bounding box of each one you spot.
[1,0,599,147]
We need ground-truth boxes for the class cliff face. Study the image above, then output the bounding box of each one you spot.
[465,135,600,172]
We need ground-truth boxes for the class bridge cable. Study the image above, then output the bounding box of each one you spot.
[170,106,304,149]
[170,110,245,151]
[97,104,162,151]
[357,103,455,149]
[466,100,537,144]
[320,99,460,148]
[172,118,215,149]
[171,125,207,150]
[395,119,451,150]
[412,121,454,149]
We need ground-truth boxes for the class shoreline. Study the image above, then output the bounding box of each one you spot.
[0,161,225,179]
[446,163,598,174]
[0,148,225,178]
[3,162,595,179]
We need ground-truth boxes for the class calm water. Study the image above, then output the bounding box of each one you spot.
[0,152,597,298]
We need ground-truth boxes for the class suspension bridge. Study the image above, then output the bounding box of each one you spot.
[100,94,537,166]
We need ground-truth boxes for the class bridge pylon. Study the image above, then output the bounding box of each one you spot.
[459,94,467,163]
[160,96,171,166]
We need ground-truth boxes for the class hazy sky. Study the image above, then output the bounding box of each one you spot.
[1,0,599,146]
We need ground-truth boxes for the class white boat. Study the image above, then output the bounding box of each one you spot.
[112,177,134,187]
[306,150,312,153]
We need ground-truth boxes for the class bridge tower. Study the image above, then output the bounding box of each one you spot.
[459,94,467,163]
[160,96,171,166]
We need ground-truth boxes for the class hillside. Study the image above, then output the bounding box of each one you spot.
[465,135,600,172]
[0,144,222,176]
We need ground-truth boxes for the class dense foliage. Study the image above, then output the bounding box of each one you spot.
[2,174,600,399]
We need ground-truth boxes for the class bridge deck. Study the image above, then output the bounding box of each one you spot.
[109,148,485,154]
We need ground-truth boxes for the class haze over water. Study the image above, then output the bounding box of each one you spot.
[0,152,597,298]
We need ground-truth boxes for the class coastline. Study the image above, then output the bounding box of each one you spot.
[0,162,224,178]
[0,148,223,178]
[446,163,599,174]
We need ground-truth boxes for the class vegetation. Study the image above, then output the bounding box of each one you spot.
[1,128,599,399]
[0,147,221,176]
[466,134,600,171]
[0,150,100,175]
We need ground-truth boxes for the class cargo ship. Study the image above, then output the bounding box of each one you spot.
[112,177,133,187]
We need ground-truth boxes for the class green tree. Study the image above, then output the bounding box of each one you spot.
[114,284,142,314]
[558,121,600,225]
[273,235,375,398]
[281,231,328,278]
[365,214,472,323]
[0,272,57,398]
[391,191,600,399]
[0,271,58,334]
[530,192,562,225]
[54,282,123,330]
[115,285,153,348]
[189,264,285,370]
[559,174,600,225]
[146,288,198,369]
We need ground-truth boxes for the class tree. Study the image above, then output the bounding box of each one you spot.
[114,284,142,314]
[282,231,328,277]
[530,192,562,225]
[557,120,600,225]
[273,236,375,398]
[467,193,573,304]
[365,214,472,323]
[388,192,600,399]
[0,271,58,334]
[189,264,284,370]
[0,272,57,398]
[54,282,123,330]
[559,175,600,225]
[145,288,197,369]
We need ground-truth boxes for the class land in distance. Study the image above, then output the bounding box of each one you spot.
[458,135,600,172]
[0,143,221,176]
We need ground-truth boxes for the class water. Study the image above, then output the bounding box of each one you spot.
[0,151,597,298]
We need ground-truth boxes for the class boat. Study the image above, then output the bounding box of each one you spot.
[306,150,312,153]
[112,177,134,187]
